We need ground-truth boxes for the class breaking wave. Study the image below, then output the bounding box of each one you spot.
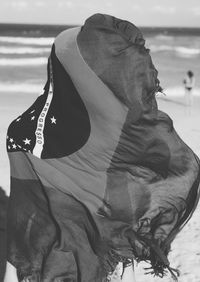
[149,45,200,57]
[0,36,54,45]
[0,46,51,54]
[0,82,43,93]
[0,57,47,66]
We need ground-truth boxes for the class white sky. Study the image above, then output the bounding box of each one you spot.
[0,0,200,27]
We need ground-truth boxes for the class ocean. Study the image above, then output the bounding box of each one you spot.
[0,23,200,96]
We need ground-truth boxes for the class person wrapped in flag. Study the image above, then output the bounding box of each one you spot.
[5,14,200,282]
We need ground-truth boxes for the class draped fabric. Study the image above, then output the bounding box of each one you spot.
[6,14,200,282]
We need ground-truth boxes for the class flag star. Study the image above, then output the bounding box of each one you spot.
[31,116,35,120]
[50,116,56,124]
[7,135,9,139]
[8,145,10,149]
[12,144,17,149]
[9,138,14,143]
[23,138,31,145]
[16,117,21,122]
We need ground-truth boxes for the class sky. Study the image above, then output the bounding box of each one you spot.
[0,0,200,27]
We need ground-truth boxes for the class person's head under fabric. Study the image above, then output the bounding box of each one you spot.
[5,14,200,282]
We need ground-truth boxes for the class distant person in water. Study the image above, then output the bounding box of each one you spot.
[183,70,195,112]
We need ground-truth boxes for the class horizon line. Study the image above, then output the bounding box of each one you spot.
[1,22,200,29]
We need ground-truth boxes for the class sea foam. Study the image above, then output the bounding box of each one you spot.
[0,82,43,93]
[0,57,47,66]
[149,45,200,57]
[175,47,200,57]
[154,34,173,41]
[0,46,51,54]
[0,36,54,45]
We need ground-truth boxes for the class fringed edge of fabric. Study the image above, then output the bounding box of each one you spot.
[141,240,180,282]
[102,250,132,282]
[101,237,180,282]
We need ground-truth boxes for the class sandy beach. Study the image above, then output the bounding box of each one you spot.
[0,90,200,281]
